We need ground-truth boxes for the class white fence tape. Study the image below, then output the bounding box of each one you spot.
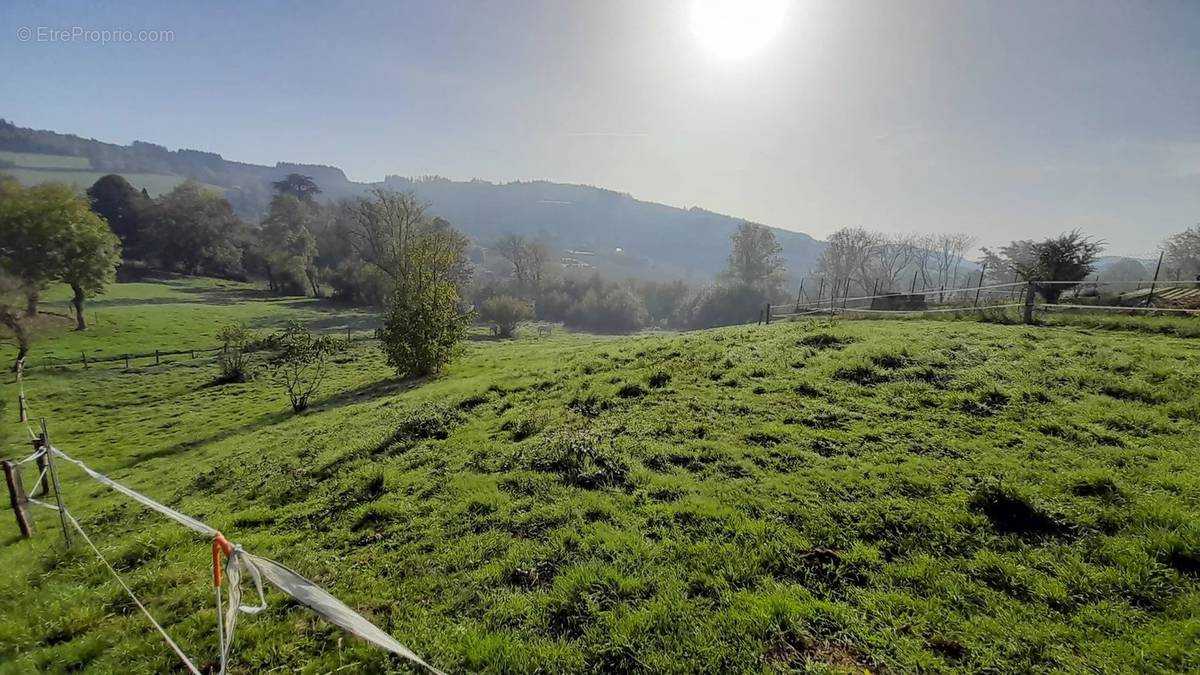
[47,446,446,675]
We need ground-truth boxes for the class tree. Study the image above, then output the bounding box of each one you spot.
[87,174,147,258]
[722,223,785,293]
[1162,225,1200,280]
[493,234,552,298]
[479,295,533,337]
[815,227,876,294]
[0,179,61,315]
[980,230,1104,302]
[271,174,321,202]
[53,200,122,330]
[345,190,474,377]
[0,270,30,372]
[263,321,339,413]
[143,181,245,277]
[377,280,472,377]
[256,195,318,295]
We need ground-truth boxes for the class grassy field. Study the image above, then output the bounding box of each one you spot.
[0,151,93,169]
[1,280,1199,673]
[0,150,226,197]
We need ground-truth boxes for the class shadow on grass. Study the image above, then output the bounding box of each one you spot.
[116,374,428,470]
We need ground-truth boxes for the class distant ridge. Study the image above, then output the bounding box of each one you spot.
[0,119,822,280]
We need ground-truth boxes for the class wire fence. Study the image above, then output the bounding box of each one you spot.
[1,419,445,674]
[765,278,1200,322]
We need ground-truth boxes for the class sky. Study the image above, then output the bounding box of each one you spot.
[2,0,1198,256]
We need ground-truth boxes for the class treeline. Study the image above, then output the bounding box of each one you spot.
[474,222,791,333]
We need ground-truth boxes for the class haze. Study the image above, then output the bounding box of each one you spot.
[2,0,1198,254]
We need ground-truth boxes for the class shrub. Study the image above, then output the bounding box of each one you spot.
[262,321,341,412]
[479,295,533,337]
[215,322,258,383]
[686,282,767,329]
[377,281,472,378]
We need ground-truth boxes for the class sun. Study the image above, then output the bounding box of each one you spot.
[690,0,789,62]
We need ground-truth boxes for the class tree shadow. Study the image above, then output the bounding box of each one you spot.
[115,374,428,469]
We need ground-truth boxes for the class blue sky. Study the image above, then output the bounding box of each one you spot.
[2,0,1198,254]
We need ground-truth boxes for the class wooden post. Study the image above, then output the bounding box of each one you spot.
[81,351,88,369]
[910,270,918,293]
[816,277,825,304]
[347,326,352,341]
[843,278,852,309]
[124,354,130,368]
[155,350,160,365]
[190,349,196,360]
[830,279,837,315]
[40,419,71,549]
[1023,282,1036,324]
[1145,251,1164,308]
[794,280,804,312]
[870,279,879,302]
[757,309,763,325]
[34,445,51,496]
[973,264,987,308]
[2,460,32,538]
[16,361,27,423]
[765,303,772,325]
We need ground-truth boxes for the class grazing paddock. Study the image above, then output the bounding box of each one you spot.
[1,280,1199,673]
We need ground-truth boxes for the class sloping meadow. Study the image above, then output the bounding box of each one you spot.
[2,319,1199,673]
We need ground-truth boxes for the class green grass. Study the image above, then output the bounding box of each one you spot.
[0,151,92,169]
[2,281,1200,673]
[1,167,224,197]
[8,278,377,366]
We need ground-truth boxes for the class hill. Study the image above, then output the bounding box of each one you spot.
[1,279,1198,673]
[0,120,823,281]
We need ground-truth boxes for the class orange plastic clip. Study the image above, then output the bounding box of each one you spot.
[212,532,233,588]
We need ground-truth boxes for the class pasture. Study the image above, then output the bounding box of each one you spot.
[1,279,1199,673]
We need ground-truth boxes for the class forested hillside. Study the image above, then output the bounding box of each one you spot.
[0,120,822,280]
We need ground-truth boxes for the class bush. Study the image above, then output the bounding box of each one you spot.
[215,322,257,383]
[479,295,533,337]
[262,321,341,412]
[686,282,767,329]
[377,281,472,378]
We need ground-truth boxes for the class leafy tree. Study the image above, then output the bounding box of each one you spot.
[52,199,122,330]
[271,174,321,202]
[0,179,60,314]
[143,181,245,277]
[1162,225,1200,280]
[345,189,474,377]
[479,295,533,337]
[87,174,147,257]
[263,321,339,413]
[979,230,1104,302]
[722,222,785,293]
[256,195,318,295]
[378,280,472,377]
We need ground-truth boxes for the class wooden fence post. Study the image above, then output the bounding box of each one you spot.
[816,277,825,305]
[16,361,27,423]
[40,420,71,549]
[910,270,918,294]
[1145,251,1164,308]
[34,444,51,496]
[2,460,32,538]
[794,280,804,313]
[973,264,988,308]
[155,350,160,365]
[765,303,772,325]
[1023,282,1036,324]
[124,354,130,368]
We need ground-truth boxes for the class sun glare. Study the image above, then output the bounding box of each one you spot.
[690,0,789,62]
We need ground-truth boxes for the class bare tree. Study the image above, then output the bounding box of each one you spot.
[493,234,552,297]
[815,227,878,294]
[870,233,920,292]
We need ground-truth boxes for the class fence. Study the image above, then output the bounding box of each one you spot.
[760,278,1200,325]
[23,326,377,372]
[1,417,445,674]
